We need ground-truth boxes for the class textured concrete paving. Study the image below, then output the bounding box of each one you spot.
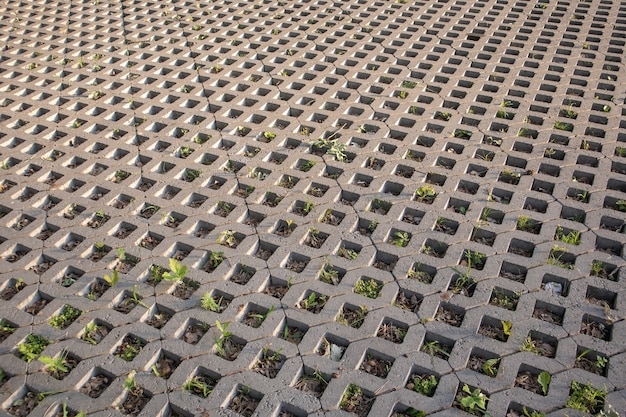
[0,0,625,416]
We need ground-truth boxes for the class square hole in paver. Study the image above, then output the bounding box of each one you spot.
[401,207,425,225]
[467,347,501,378]
[377,318,408,344]
[360,349,394,379]
[228,385,262,415]
[294,366,331,398]
[435,302,465,327]
[279,318,308,345]
[489,287,520,310]
[297,291,328,314]
[508,239,535,258]
[421,332,454,360]
[183,367,221,398]
[421,239,448,258]
[79,368,115,398]
[581,314,612,341]
[533,301,565,326]
[574,346,608,377]
[470,227,496,246]
[515,364,550,396]
[477,316,509,342]
[230,264,256,285]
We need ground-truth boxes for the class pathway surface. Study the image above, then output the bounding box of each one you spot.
[0,0,625,416]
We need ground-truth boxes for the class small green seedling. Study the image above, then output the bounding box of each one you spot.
[460,384,488,413]
[415,185,436,203]
[201,292,223,312]
[354,278,382,299]
[214,320,233,357]
[555,226,581,245]
[162,258,187,282]
[482,358,500,377]
[566,381,606,414]
[39,350,69,373]
[48,305,82,329]
[208,251,224,269]
[502,320,512,337]
[247,305,275,325]
[18,334,49,362]
[263,131,276,140]
[103,269,119,287]
[390,231,410,247]
[538,371,551,395]
[410,374,438,396]
[338,246,358,260]
[183,376,213,397]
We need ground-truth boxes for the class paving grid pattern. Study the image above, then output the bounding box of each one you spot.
[0,0,625,415]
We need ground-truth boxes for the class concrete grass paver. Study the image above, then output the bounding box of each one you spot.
[0,0,625,416]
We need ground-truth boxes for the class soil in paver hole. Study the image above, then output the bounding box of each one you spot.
[377,323,406,343]
[395,291,422,313]
[575,356,606,376]
[295,375,327,397]
[515,372,543,395]
[338,307,367,328]
[88,280,110,300]
[182,323,207,344]
[7,391,39,417]
[25,298,49,315]
[121,390,150,416]
[80,374,113,398]
[581,320,609,339]
[139,236,159,249]
[217,338,245,361]
[533,308,563,325]
[114,228,133,239]
[231,270,253,285]
[478,324,507,342]
[146,311,172,329]
[286,259,306,272]
[82,324,109,344]
[281,326,305,344]
[436,307,463,327]
[263,283,288,299]
[254,356,284,378]
[255,248,273,260]
[0,281,25,300]
[115,296,140,314]
[360,356,392,378]
[172,281,199,299]
[229,392,260,417]
[153,354,178,378]
[341,387,374,417]
[114,335,144,361]
[374,260,395,271]
[116,259,138,274]
[241,312,264,328]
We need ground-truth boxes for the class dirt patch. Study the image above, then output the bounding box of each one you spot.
[533,308,563,325]
[82,323,109,344]
[337,307,367,328]
[171,280,199,300]
[7,391,39,417]
[580,320,609,340]
[120,390,150,416]
[253,352,284,378]
[114,335,145,361]
[182,323,207,345]
[25,298,49,315]
[377,322,407,344]
[281,325,306,344]
[115,296,140,314]
[478,324,507,342]
[263,283,288,299]
[0,281,25,300]
[360,356,392,378]
[231,269,254,285]
[146,311,172,329]
[294,375,327,397]
[394,291,422,313]
[515,372,543,395]
[229,390,260,417]
[153,354,178,379]
[87,280,110,300]
[435,306,463,327]
[80,374,113,398]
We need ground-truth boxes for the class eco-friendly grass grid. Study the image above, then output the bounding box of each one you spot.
[0,0,624,415]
